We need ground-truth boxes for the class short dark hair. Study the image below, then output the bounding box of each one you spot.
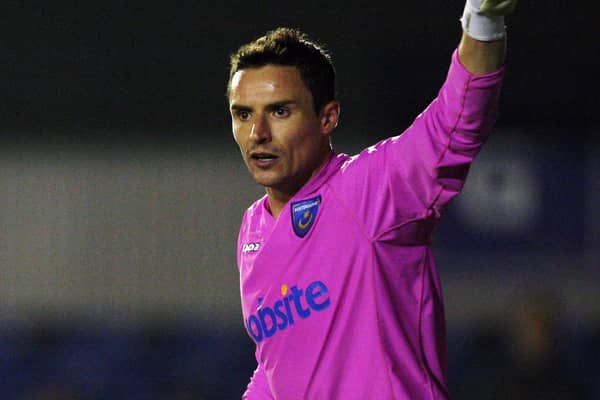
[228,27,337,115]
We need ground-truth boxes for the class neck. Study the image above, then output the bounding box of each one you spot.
[266,150,332,219]
[265,188,293,219]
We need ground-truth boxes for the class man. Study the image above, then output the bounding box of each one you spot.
[228,1,517,398]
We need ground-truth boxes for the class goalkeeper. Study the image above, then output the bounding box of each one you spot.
[228,1,518,398]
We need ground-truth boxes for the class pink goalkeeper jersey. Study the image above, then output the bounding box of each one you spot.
[236,49,505,400]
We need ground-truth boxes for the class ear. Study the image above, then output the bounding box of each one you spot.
[319,101,340,135]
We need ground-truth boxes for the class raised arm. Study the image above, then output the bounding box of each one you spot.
[458,0,518,74]
[333,2,519,237]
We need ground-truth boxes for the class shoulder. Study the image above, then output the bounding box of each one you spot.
[246,195,268,215]
[239,195,269,235]
[242,195,268,222]
[335,135,405,176]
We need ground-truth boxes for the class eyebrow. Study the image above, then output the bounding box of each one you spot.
[230,100,297,112]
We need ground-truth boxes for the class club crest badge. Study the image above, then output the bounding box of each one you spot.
[291,196,321,238]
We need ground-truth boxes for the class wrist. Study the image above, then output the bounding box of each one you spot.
[461,2,506,42]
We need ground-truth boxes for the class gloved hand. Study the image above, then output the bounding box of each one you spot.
[474,0,518,17]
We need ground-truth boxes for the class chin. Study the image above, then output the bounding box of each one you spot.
[252,173,283,188]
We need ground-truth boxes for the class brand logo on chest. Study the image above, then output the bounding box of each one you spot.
[291,196,321,238]
[242,242,261,253]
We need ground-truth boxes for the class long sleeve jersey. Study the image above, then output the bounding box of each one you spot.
[236,49,505,400]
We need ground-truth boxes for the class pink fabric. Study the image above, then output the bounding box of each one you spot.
[237,49,505,400]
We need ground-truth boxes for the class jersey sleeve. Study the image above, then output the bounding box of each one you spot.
[242,359,275,399]
[335,48,505,239]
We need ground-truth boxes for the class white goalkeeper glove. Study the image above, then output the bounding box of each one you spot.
[461,0,518,41]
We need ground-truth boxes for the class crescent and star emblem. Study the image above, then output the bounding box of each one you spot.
[298,211,313,230]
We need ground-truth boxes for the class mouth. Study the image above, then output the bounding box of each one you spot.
[249,151,279,168]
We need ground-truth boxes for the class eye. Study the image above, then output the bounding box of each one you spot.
[236,110,251,121]
[274,106,290,118]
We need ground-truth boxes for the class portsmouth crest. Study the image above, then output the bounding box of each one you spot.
[291,196,321,238]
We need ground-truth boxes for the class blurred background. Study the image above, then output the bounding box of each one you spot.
[1,1,598,399]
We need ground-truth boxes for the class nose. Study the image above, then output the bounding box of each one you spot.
[249,114,271,143]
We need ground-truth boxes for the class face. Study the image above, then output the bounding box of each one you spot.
[229,65,338,197]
